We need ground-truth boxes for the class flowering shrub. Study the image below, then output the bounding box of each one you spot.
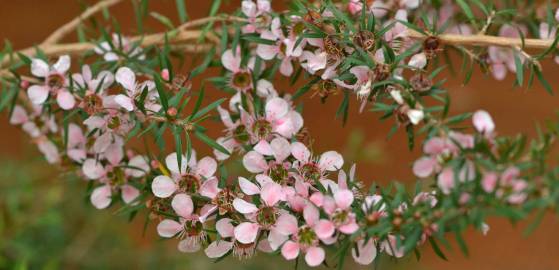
[1,0,559,268]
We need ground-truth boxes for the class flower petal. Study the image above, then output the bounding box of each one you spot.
[90,185,112,209]
[172,193,194,218]
[157,219,182,238]
[27,85,49,105]
[281,241,300,260]
[319,151,344,171]
[238,177,261,195]
[234,222,260,244]
[305,246,325,267]
[151,175,176,198]
[205,240,233,258]
[233,198,258,214]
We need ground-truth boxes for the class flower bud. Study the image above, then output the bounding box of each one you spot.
[161,68,170,81]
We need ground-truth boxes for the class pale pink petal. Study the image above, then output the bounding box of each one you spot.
[195,157,217,178]
[157,219,182,237]
[178,239,201,253]
[352,239,377,265]
[165,152,188,175]
[238,177,261,195]
[256,43,279,60]
[268,229,288,251]
[270,137,291,162]
[151,175,177,198]
[221,49,241,72]
[437,167,455,194]
[115,67,137,91]
[90,185,112,209]
[303,204,319,226]
[114,94,134,111]
[281,241,300,260]
[216,218,235,238]
[275,213,299,236]
[412,157,437,178]
[82,159,105,180]
[280,58,294,76]
[473,110,495,134]
[205,241,233,258]
[121,184,140,204]
[30,58,49,77]
[199,178,220,199]
[53,55,71,73]
[265,97,289,120]
[242,151,268,173]
[305,246,325,267]
[234,222,260,244]
[260,182,283,206]
[309,192,324,207]
[290,142,310,162]
[334,189,354,209]
[254,140,274,156]
[9,105,28,125]
[126,156,149,178]
[314,220,335,239]
[27,85,49,105]
[319,151,344,171]
[339,221,359,234]
[482,172,498,193]
[233,198,259,214]
[408,53,427,69]
[172,193,194,218]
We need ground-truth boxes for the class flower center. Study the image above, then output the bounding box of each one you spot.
[231,71,252,90]
[213,188,235,215]
[291,21,306,36]
[233,125,250,143]
[83,94,103,114]
[267,162,288,184]
[252,119,273,140]
[332,209,351,227]
[300,162,322,184]
[256,206,278,229]
[296,226,318,247]
[183,219,204,238]
[47,74,65,90]
[107,116,121,130]
[179,174,201,194]
[233,242,256,259]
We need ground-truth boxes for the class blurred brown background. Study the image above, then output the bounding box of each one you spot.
[1,1,559,269]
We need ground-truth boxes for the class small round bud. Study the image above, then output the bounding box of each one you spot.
[150,160,160,169]
[20,80,30,89]
[167,107,178,117]
[161,69,170,81]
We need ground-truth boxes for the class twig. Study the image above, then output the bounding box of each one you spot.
[43,0,125,45]
[407,30,558,50]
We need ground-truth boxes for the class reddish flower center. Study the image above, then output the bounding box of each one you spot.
[179,174,201,194]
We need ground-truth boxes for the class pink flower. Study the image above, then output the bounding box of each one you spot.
[156,193,206,253]
[231,179,287,249]
[488,25,527,80]
[94,33,145,61]
[204,218,257,259]
[473,110,495,135]
[291,142,344,185]
[276,207,335,267]
[65,123,87,162]
[114,67,160,112]
[221,49,255,92]
[28,55,75,110]
[241,0,271,33]
[242,97,303,142]
[242,137,292,183]
[256,17,304,76]
[151,151,217,198]
[321,189,359,235]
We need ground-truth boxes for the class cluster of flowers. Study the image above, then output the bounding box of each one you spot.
[4,0,559,268]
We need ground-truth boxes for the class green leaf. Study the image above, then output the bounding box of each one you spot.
[428,238,448,261]
[154,74,169,110]
[241,35,276,45]
[173,126,183,173]
[514,53,523,86]
[195,130,230,155]
[456,0,478,29]
[534,67,553,95]
[150,12,175,30]
[175,0,189,24]
[292,77,321,100]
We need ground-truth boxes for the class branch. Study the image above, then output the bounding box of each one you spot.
[42,0,126,45]
[407,30,558,50]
